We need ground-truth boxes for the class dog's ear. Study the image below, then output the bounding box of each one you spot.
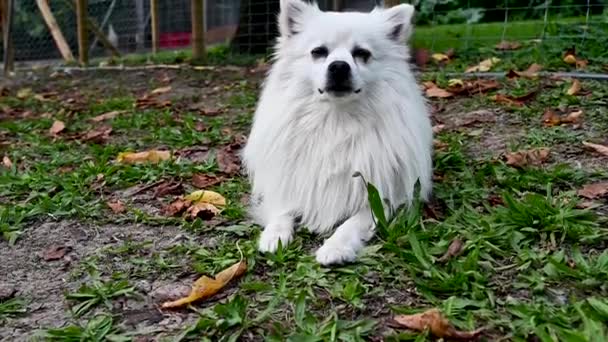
[382,4,415,43]
[278,0,317,38]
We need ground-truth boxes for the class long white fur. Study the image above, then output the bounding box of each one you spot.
[242,0,433,265]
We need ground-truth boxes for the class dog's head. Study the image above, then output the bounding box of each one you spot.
[276,0,414,99]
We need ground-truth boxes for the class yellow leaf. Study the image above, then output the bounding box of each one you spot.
[116,150,171,164]
[563,54,577,65]
[447,79,464,87]
[566,79,581,96]
[161,259,247,308]
[465,57,500,73]
[184,190,226,207]
[17,88,32,99]
[431,53,449,62]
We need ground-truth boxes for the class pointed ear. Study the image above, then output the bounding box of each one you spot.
[278,0,317,38]
[382,4,415,42]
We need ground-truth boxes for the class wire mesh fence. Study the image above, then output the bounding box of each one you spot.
[1,0,607,73]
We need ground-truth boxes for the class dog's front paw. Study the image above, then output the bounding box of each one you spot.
[315,242,357,266]
[258,224,293,253]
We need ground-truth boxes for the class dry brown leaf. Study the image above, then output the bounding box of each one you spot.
[433,139,448,150]
[432,124,446,134]
[161,259,247,308]
[577,182,608,199]
[492,91,536,107]
[506,63,543,79]
[107,200,126,214]
[192,173,224,188]
[456,109,497,127]
[567,79,582,96]
[49,120,66,136]
[542,108,563,127]
[465,57,500,73]
[447,79,500,96]
[82,126,112,143]
[153,181,183,197]
[495,40,521,50]
[437,239,464,263]
[150,86,172,95]
[424,82,454,98]
[187,202,222,220]
[505,148,550,168]
[42,245,72,261]
[392,308,484,340]
[217,145,242,175]
[90,110,124,122]
[2,156,12,169]
[116,150,171,164]
[163,198,192,216]
[562,110,583,126]
[582,141,608,156]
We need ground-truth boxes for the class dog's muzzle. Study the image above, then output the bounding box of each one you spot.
[319,61,361,97]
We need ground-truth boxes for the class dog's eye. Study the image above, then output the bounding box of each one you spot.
[311,46,329,59]
[352,47,371,63]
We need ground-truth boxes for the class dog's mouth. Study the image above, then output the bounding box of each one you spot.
[318,86,362,97]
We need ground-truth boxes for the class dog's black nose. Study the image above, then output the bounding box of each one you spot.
[328,61,351,78]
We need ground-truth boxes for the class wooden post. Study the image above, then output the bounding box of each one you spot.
[191,0,206,63]
[36,0,75,62]
[86,17,121,58]
[150,0,159,54]
[76,0,88,65]
[2,0,15,76]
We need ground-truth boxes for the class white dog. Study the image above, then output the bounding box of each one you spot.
[242,0,433,265]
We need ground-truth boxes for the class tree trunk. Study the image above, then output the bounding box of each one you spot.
[230,0,279,54]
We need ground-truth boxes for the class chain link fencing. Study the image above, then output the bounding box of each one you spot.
[2,0,607,74]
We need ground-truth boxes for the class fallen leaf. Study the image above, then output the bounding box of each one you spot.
[447,79,500,96]
[437,239,464,262]
[577,182,608,199]
[505,148,550,168]
[49,120,66,136]
[563,47,588,69]
[184,190,226,207]
[116,150,171,164]
[187,202,222,220]
[425,84,454,98]
[150,86,172,95]
[2,156,12,168]
[82,126,112,143]
[456,109,497,127]
[43,245,72,261]
[107,200,126,214]
[432,124,446,134]
[465,57,500,73]
[192,173,224,188]
[433,139,448,150]
[163,198,192,216]
[582,141,608,157]
[392,308,484,340]
[161,259,247,308]
[153,181,183,197]
[16,88,32,99]
[495,40,521,50]
[216,144,242,175]
[542,108,563,127]
[492,91,536,107]
[431,53,450,62]
[90,110,124,122]
[566,79,582,96]
[562,110,583,126]
[506,63,543,79]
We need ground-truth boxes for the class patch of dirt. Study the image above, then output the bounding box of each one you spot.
[0,220,202,341]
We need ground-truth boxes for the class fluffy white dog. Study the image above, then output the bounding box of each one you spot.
[242,0,433,265]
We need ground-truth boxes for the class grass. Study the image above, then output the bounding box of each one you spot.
[1,33,608,341]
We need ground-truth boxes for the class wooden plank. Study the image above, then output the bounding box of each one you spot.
[36,0,75,62]
[76,0,88,65]
[150,0,159,54]
[191,0,206,63]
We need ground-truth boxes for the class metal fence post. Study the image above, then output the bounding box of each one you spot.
[191,0,206,64]
[76,0,88,65]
